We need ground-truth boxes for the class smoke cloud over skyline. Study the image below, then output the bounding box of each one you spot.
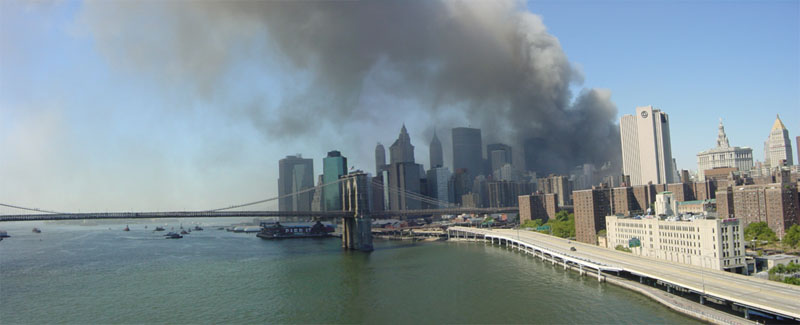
[80,0,621,175]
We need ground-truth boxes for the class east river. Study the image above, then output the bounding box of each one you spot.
[0,219,701,324]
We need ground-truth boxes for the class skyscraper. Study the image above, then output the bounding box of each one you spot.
[487,143,512,176]
[764,115,793,167]
[375,143,386,175]
[323,150,347,211]
[452,127,483,180]
[387,125,423,210]
[429,130,443,169]
[278,155,314,211]
[696,119,753,180]
[619,105,675,185]
[390,124,415,164]
[426,166,452,208]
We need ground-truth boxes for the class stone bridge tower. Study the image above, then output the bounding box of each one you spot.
[341,171,373,251]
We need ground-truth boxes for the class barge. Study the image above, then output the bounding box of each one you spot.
[256,221,334,240]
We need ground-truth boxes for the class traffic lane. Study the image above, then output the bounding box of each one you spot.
[497,229,800,303]
[460,228,800,315]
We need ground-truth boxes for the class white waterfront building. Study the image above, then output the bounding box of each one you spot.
[620,105,675,186]
[606,215,746,273]
[696,119,753,180]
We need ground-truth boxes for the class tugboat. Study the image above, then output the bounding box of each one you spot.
[32,227,42,233]
[124,225,130,231]
[154,226,165,232]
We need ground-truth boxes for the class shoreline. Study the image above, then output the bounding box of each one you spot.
[451,237,755,325]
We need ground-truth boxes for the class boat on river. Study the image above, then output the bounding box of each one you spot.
[32,228,41,233]
[256,221,333,240]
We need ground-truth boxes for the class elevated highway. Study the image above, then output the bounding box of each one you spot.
[449,226,800,322]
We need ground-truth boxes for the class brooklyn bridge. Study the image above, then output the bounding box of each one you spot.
[1,172,519,251]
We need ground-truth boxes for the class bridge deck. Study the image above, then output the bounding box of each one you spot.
[450,226,800,321]
[0,208,518,222]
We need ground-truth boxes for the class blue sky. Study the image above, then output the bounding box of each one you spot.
[529,0,799,157]
[0,0,798,213]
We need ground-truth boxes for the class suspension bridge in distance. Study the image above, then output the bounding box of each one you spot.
[0,172,519,252]
[0,207,518,222]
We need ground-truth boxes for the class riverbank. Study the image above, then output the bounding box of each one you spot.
[1,221,701,324]
[453,235,754,325]
[604,275,754,325]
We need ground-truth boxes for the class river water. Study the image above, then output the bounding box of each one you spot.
[0,219,700,324]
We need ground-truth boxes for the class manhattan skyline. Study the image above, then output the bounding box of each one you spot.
[1,0,798,213]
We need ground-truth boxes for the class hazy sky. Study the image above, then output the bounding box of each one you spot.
[1,0,798,214]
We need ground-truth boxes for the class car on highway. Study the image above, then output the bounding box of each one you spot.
[570,247,576,252]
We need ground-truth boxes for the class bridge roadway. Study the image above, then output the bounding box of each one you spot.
[450,226,800,321]
[0,207,518,222]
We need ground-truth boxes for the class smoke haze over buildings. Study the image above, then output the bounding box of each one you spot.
[80,0,621,175]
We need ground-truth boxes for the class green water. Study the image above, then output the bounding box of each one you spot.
[0,219,701,324]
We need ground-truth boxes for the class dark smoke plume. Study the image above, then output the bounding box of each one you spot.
[80,0,621,174]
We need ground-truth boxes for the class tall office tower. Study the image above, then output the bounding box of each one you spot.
[764,115,793,167]
[536,174,573,207]
[278,155,314,211]
[375,143,386,175]
[797,136,800,166]
[450,168,471,205]
[388,162,422,210]
[322,150,348,211]
[390,124,415,164]
[452,127,483,180]
[387,125,423,210]
[429,130,443,169]
[426,166,452,208]
[311,174,324,211]
[487,143,512,176]
[487,180,532,208]
[619,105,675,185]
[696,119,753,180]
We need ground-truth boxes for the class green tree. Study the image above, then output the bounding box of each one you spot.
[521,219,544,229]
[547,212,575,238]
[555,210,570,222]
[783,224,800,248]
[744,222,778,243]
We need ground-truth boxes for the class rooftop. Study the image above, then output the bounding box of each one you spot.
[677,199,715,205]
[759,254,799,261]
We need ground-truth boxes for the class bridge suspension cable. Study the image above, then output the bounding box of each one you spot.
[203,177,350,212]
[0,202,65,214]
[375,182,453,208]
[370,180,455,208]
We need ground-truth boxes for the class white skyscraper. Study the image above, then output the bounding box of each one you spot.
[619,105,675,185]
[764,115,794,167]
